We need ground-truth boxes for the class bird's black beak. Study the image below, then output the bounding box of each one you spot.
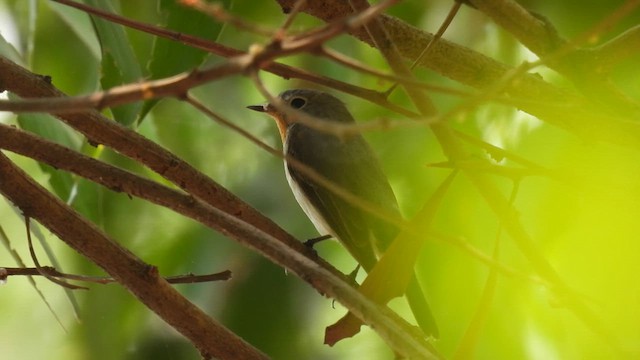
[247,104,267,112]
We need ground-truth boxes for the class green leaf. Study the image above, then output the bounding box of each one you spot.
[139,0,230,121]
[86,0,142,125]
[47,1,101,59]
[0,33,23,64]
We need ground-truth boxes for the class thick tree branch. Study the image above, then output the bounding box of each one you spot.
[280,0,623,352]
[468,0,565,58]
[275,0,640,151]
[0,55,298,254]
[0,152,267,360]
[5,2,640,150]
[468,0,640,118]
[0,59,440,358]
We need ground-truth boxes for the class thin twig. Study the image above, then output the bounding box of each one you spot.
[277,0,308,34]
[180,0,275,36]
[385,0,462,96]
[1,266,232,285]
[25,217,87,290]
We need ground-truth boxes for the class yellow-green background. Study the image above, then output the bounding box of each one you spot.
[1,0,639,359]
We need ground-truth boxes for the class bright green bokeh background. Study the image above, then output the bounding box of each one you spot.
[1,1,639,359]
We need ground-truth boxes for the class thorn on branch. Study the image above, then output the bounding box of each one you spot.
[37,74,53,85]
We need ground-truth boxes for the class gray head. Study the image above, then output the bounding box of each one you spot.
[247,89,356,141]
[248,89,355,123]
[275,89,355,125]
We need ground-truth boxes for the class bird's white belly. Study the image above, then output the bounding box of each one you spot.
[284,162,335,238]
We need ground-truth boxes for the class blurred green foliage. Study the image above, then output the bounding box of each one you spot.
[1,1,639,359]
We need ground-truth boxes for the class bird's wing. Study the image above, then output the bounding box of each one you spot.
[286,124,400,270]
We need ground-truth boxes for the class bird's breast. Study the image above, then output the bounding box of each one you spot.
[283,133,336,237]
[283,160,335,237]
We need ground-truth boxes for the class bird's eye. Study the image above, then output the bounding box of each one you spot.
[290,97,306,109]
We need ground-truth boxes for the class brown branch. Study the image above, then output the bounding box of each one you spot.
[0,122,538,297]
[179,0,276,36]
[286,0,623,352]
[18,0,640,152]
[0,55,297,261]
[592,24,640,70]
[276,0,640,151]
[54,0,420,116]
[0,58,246,112]
[26,218,87,290]
[0,222,75,328]
[348,0,437,115]
[2,1,635,355]
[0,74,439,357]
[0,152,267,360]
[0,149,440,358]
[0,122,329,279]
[468,0,640,115]
[0,266,232,285]
[10,0,404,116]
[468,0,565,57]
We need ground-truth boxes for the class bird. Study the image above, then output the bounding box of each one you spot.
[248,88,438,338]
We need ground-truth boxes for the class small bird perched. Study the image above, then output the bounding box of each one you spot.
[248,89,438,338]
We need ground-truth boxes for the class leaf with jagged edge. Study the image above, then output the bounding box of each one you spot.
[87,0,143,126]
[139,0,231,123]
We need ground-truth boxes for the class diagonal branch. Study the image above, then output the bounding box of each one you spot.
[295,0,622,352]
[275,0,640,151]
[0,78,439,358]
[0,152,268,360]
